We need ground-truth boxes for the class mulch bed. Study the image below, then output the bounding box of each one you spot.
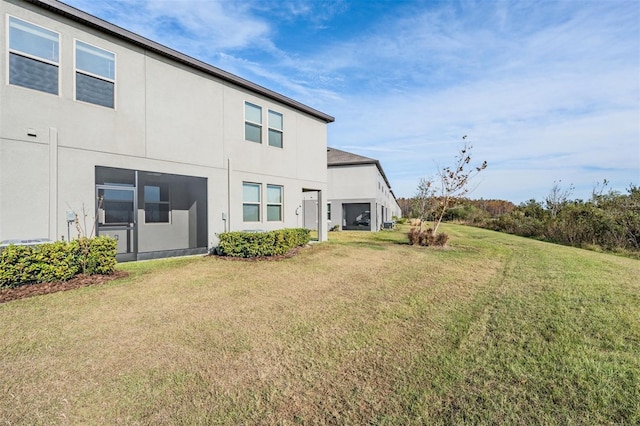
[1,245,309,303]
[0,270,129,304]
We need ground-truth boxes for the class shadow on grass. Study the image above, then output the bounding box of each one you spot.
[328,230,412,248]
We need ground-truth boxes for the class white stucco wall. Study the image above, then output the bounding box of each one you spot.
[327,163,401,231]
[0,0,330,250]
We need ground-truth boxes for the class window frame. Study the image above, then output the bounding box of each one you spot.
[244,102,263,143]
[266,184,283,222]
[7,15,60,95]
[243,182,262,222]
[74,39,116,108]
[268,109,283,148]
[144,183,171,224]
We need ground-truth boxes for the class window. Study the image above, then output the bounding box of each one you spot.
[327,203,332,221]
[243,182,261,221]
[267,185,283,221]
[144,184,170,223]
[8,16,59,95]
[268,110,283,148]
[75,40,115,108]
[245,102,262,143]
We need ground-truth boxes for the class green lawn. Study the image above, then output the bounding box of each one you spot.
[1,225,638,424]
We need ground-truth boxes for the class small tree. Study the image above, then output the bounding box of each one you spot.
[69,198,106,274]
[413,177,438,226]
[415,137,487,236]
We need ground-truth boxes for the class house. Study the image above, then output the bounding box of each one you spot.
[325,147,401,231]
[0,0,334,261]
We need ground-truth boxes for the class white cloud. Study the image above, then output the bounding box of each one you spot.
[66,0,271,52]
[63,0,639,202]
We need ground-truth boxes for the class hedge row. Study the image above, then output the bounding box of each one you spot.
[216,228,311,258]
[0,236,117,288]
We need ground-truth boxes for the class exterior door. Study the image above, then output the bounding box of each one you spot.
[96,185,137,262]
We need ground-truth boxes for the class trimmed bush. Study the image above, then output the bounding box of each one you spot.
[0,236,117,288]
[216,228,311,258]
[1,241,77,287]
[71,236,118,275]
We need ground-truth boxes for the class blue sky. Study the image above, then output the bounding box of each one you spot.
[64,0,639,203]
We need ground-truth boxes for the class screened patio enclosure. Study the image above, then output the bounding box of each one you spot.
[342,202,372,231]
[95,166,208,261]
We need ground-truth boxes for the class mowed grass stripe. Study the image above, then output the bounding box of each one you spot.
[0,225,638,424]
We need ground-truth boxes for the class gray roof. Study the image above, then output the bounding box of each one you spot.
[25,0,335,124]
[327,147,394,196]
[327,147,377,166]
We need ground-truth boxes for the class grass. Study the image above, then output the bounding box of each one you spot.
[1,224,638,424]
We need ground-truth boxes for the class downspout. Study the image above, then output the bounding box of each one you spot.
[48,127,58,241]
[227,158,231,232]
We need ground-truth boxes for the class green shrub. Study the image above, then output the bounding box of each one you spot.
[0,245,31,286]
[216,228,311,258]
[1,241,77,287]
[0,237,117,288]
[394,216,408,225]
[71,236,118,275]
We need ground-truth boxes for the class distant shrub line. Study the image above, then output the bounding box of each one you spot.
[0,236,117,288]
[215,228,311,258]
[402,184,639,255]
[479,186,640,253]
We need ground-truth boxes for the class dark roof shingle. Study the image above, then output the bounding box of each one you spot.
[327,147,376,166]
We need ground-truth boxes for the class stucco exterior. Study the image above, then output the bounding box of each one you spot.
[327,147,401,231]
[1,0,333,260]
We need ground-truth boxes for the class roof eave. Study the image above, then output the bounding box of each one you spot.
[24,0,335,123]
[329,160,393,191]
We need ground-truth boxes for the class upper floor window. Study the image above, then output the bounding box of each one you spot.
[8,16,59,95]
[75,40,115,108]
[267,185,283,221]
[245,102,262,143]
[268,110,283,148]
[243,182,261,222]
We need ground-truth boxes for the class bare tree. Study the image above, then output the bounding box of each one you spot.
[415,137,487,235]
[545,180,574,218]
[591,179,610,203]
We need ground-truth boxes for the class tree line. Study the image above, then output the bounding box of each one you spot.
[400,181,640,256]
[403,137,638,256]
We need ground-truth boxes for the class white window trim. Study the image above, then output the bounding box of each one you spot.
[73,38,117,109]
[244,101,263,143]
[267,109,284,148]
[243,182,262,222]
[6,15,61,96]
[267,184,284,222]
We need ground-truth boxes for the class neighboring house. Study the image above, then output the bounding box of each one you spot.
[326,147,401,231]
[0,0,333,261]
